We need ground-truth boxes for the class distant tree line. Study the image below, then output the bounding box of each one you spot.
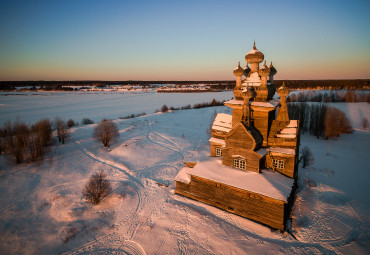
[2,80,369,91]
[288,103,352,139]
[287,90,370,103]
[274,80,370,90]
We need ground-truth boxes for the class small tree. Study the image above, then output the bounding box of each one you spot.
[362,117,368,130]
[93,119,119,147]
[324,107,352,139]
[83,172,112,204]
[301,146,314,168]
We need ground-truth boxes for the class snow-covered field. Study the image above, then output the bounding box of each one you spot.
[0,92,369,254]
[0,91,232,125]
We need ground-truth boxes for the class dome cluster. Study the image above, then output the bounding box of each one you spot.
[232,42,277,78]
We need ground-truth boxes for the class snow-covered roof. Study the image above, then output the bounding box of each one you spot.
[174,167,192,184]
[256,148,268,156]
[268,147,296,155]
[212,113,232,133]
[175,159,294,202]
[280,128,297,134]
[209,137,226,146]
[276,134,296,138]
[225,99,243,105]
[251,99,279,108]
[286,120,298,128]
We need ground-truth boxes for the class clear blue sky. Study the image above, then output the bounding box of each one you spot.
[0,0,369,80]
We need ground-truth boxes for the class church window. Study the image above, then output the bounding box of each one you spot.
[234,159,246,170]
[216,147,222,156]
[272,159,284,169]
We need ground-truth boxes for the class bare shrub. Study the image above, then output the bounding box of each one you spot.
[301,146,314,168]
[13,120,30,163]
[54,117,68,144]
[67,119,76,128]
[93,119,119,147]
[83,172,112,204]
[362,117,368,130]
[324,107,352,139]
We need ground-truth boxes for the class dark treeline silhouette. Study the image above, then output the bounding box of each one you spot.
[274,80,369,90]
[288,103,352,139]
[0,80,235,90]
[2,79,369,91]
[287,90,370,103]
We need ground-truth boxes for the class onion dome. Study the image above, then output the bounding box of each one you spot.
[233,62,244,76]
[244,64,251,77]
[258,61,270,76]
[245,41,264,64]
[269,62,277,76]
[278,81,289,96]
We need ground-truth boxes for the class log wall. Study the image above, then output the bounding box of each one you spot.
[222,147,261,173]
[266,153,296,178]
[175,176,287,230]
[251,106,275,146]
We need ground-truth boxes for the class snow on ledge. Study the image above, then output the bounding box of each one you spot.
[280,128,297,135]
[268,147,296,155]
[276,134,296,138]
[225,99,243,105]
[177,159,294,202]
[209,137,226,146]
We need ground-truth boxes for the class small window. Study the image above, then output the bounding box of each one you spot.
[234,158,246,170]
[216,147,222,156]
[272,159,284,169]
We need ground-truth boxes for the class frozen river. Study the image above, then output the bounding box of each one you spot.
[0,91,233,125]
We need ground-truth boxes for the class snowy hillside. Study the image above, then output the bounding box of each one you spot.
[0,95,369,254]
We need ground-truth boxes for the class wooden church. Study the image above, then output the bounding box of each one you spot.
[175,42,300,230]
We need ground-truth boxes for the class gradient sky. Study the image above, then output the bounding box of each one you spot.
[0,0,369,81]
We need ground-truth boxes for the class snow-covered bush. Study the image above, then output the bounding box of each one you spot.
[83,172,112,205]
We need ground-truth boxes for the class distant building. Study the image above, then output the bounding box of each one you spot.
[175,42,300,230]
